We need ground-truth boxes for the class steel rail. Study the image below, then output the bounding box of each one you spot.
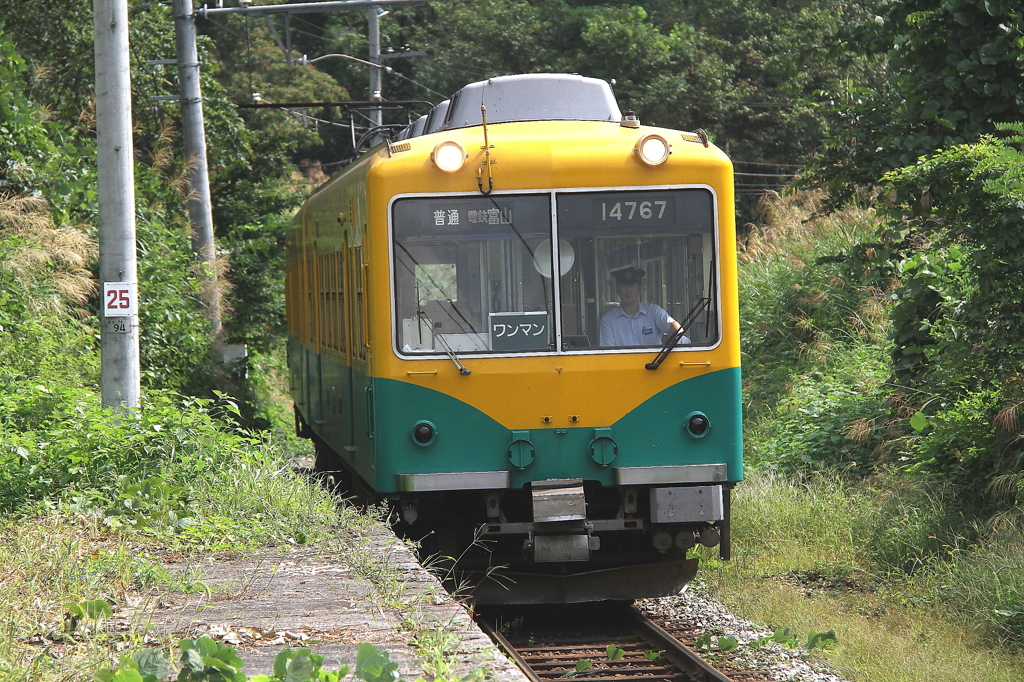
[626,605,733,682]
[476,618,546,682]
[479,603,739,682]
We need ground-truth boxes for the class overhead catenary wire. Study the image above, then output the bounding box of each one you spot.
[250,95,367,130]
[253,7,448,108]
[386,68,448,99]
[300,53,448,100]
[734,160,804,168]
[297,157,358,168]
[613,82,816,110]
[219,7,806,185]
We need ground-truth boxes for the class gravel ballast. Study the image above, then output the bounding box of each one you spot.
[639,585,855,682]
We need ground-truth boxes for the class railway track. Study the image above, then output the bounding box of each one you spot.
[476,602,771,682]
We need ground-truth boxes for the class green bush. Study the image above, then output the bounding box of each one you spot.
[906,388,1002,479]
[748,342,890,477]
[739,192,893,477]
[0,30,56,193]
[0,385,233,512]
[878,128,1024,495]
[0,383,337,547]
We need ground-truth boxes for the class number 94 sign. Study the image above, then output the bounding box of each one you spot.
[102,282,137,317]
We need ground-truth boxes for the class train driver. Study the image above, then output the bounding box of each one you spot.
[600,267,689,347]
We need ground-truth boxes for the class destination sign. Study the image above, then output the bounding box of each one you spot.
[393,194,551,242]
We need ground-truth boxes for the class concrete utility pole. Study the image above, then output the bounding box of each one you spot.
[173,0,222,339]
[94,0,141,409]
[368,6,383,128]
[169,1,425,340]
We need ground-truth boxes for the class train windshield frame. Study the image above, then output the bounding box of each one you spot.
[389,186,720,357]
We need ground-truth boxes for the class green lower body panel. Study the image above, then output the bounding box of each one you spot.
[370,367,742,493]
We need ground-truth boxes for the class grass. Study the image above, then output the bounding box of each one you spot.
[0,514,167,679]
[696,469,1024,682]
[0,414,484,681]
[0,381,392,679]
[0,294,474,681]
[720,190,1024,679]
[711,571,1024,682]
[0,479,471,681]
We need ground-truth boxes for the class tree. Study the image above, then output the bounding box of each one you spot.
[879,126,1024,489]
[805,0,1024,199]
[402,0,877,167]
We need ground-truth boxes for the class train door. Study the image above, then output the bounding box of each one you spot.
[310,240,325,432]
[340,233,356,456]
[299,218,316,428]
[324,248,352,450]
[347,238,375,487]
[317,248,347,450]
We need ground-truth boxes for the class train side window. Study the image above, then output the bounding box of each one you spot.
[305,247,316,344]
[329,252,338,351]
[286,261,298,336]
[318,252,327,350]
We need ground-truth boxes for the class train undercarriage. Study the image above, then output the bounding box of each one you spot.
[314,436,731,604]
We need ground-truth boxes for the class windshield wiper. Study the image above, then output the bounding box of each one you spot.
[418,310,471,375]
[645,297,711,370]
[647,254,717,370]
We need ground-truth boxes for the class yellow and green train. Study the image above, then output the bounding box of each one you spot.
[286,74,741,603]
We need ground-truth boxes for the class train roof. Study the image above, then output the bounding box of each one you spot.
[443,74,621,129]
[424,99,451,134]
[396,74,622,140]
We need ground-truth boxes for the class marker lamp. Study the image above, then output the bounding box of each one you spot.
[431,141,467,172]
[685,411,710,438]
[411,420,437,446]
[635,134,672,166]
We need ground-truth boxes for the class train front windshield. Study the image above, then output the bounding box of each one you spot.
[392,188,718,355]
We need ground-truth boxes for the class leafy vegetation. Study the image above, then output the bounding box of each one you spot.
[732,8,1024,664]
[3,0,1024,679]
[395,0,878,165]
[96,638,470,682]
[728,166,1024,676]
[805,0,1024,205]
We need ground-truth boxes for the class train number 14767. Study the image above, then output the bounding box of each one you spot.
[601,200,667,221]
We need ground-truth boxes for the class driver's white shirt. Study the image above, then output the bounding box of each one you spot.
[600,303,682,346]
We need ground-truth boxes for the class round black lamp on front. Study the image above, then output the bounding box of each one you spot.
[685,412,710,438]
[411,421,437,447]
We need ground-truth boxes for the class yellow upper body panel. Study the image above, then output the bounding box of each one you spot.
[299,119,738,430]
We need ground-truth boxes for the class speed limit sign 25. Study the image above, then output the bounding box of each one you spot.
[102,282,138,317]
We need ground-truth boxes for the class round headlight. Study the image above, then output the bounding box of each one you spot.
[431,141,467,172]
[635,134,672,166]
